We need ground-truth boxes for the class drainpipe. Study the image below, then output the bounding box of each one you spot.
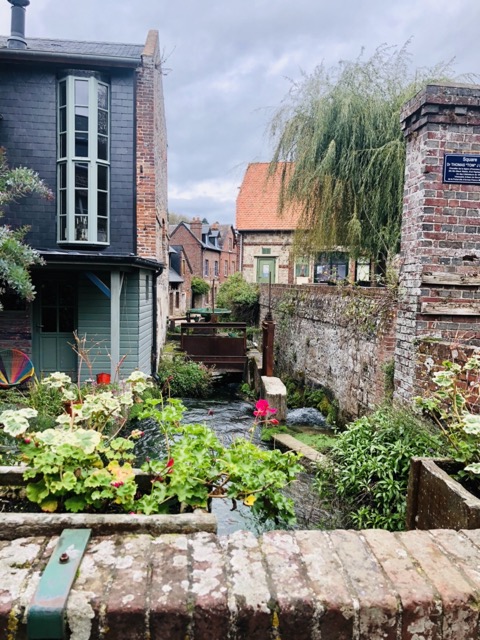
[151,268,162,380]
[7,0,29,50]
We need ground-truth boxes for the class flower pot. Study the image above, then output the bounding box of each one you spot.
[0,466,216,540]
[406,457,480,530]
[96,372,111,385]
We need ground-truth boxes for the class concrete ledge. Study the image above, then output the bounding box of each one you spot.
[272,433,328,465]
[3,528,480,639]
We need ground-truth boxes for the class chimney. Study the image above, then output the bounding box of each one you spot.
[7,0,30,50]
[190,217,202,240]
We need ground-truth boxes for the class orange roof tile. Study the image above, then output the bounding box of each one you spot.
[235,162,303,231]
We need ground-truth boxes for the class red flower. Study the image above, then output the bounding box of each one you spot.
[166,458,174,474]
[270,418,279,425]
[253,399,277,418]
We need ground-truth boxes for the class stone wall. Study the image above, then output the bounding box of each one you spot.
[241,230,294,284]
[4,529,480,639]
[259,283,396,420]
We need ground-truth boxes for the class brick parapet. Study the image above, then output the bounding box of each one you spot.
[3,529,480,639]
[395,83,480,403]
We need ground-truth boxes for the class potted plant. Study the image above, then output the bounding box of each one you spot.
[0,374,302,538]
[407,355,480,529]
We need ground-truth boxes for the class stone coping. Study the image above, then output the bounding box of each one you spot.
[2,528,480,639]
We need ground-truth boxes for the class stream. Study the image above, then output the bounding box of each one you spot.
[135,384,339,535]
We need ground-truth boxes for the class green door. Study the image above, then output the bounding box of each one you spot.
[33,277,78,379]
[256,257,276,284]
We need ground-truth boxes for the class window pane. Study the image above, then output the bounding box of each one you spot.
[75,214,88,241]
[75,163,88,188]
[59,190,66,215]
[59,283,75,306]
[59,81,66,107]
[75,132,88,157]
[59,107,66,133]
[75,191,88,214]
[97,217,108,242]
[75,107,89,131]
[59,163,66,189]
[97,165,108,191]
[59,133,66,158]
[59,214,67,240]
[97,84,108,110]
[41,283,56,307]
[97,191,107,216]
[98,109,108,135]
[97,135,108,161]
[41,307,57,332]
[59,306,75,332]
[75,79,88,105]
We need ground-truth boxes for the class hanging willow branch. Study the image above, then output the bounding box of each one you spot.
[269,43,460,261]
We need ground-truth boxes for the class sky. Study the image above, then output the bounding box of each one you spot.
[1,0,480,226]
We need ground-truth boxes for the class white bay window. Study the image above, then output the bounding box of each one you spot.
[58,75,110,244]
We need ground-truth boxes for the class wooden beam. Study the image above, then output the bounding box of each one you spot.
[421,302,480,315]
[422,273,480,286]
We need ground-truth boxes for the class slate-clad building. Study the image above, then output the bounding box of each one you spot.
[0,0,169,380]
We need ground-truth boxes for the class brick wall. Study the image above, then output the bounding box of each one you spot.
[135,30,169,347]
[4,529,480,639]
[260,284,396,420]
[395,84,480,403]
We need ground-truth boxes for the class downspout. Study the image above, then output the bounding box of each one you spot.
[151,268,162,380]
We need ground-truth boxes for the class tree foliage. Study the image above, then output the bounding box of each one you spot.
[216,272,259,324]
[191,276,210,296]
[270,44,456,261]
[0,148,52,308]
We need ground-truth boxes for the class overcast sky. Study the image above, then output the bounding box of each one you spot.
[1,0,479,225]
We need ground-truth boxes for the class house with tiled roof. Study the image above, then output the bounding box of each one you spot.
[236,162,371,285]
[169,218,239,310]
[0,1,168,380]
[235,162,306,284]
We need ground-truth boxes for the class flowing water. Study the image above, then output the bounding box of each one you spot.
[136,385,338,535]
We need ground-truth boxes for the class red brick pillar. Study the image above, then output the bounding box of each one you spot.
[395,84,480,403]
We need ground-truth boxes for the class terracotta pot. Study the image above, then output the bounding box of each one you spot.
[96,372,111,385]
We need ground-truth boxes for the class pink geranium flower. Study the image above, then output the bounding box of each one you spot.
[253,399,277,418]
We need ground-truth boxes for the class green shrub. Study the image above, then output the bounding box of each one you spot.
[157,354,213,398]
[317,406,448,530]
[191,276,210,297]
[216,273,259,324]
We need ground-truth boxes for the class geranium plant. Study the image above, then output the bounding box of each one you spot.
[416,356,480,476]
[0,375,302,524]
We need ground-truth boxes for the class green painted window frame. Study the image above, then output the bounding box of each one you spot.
[57,75,110,245]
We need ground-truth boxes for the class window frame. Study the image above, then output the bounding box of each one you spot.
[57,75,110,246]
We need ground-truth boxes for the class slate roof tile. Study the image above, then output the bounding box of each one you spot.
[0,36,143,59]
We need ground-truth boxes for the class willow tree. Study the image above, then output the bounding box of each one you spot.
[270,44,455,264]
[0,147,52,309]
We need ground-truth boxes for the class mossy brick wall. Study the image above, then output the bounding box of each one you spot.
[259,283,396,420]
[395,84,480,404]
[3,529,480,639]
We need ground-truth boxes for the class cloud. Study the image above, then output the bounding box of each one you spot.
[2,0,480,228]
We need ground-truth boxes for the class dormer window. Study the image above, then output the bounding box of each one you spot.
[57,75,110,244]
